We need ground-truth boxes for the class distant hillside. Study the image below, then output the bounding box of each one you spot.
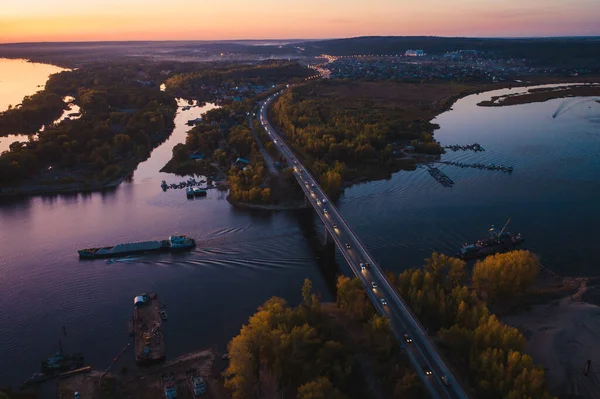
[291,36,600,69]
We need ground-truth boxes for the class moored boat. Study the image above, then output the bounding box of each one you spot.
[458,219,523,260]
[186,369,207,397]
[78,235,195,259]
[162,372,178,399]
[186,187,194,198]
[192,187,207,197]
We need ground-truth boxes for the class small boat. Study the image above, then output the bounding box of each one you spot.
[186,187,194,198]
[186,369,206,397]
[160,310,168,320]
[161,181,168,191]
[162,373,178,399]
[192,187,207,197]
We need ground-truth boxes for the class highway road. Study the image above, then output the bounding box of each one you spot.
[258,92,469,399]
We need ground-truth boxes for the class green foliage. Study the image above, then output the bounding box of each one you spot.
[472,250,540,304]
[0,90,67,135]
[270,81,443,195]
[165,60,312,98]
[396,251,554,399]
[0,63,178,187]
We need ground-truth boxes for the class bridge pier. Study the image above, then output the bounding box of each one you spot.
[322,223,333,246]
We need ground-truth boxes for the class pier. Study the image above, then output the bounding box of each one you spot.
[443,143,485,152]
[438,161,513,173]
[426,165,455,187]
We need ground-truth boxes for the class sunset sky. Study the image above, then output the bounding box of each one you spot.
[1,0,599,43]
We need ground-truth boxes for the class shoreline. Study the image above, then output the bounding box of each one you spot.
[477,83,600,107]
[0,174,127,197]
[502,277,600,399]
[226,194,310,211]
[4,76,599,199]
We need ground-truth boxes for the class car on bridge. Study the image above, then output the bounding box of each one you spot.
[380,298,387,306]
[424,368,433,376]
[345,243,351,249]
[441,376,450,386]
[322,198,328,204]
[403,334,413,343]
[323,208,328,214]
[360,262,366,270]
[371,281,377,289]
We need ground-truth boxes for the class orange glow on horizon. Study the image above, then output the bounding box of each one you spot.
[1,0,599,43]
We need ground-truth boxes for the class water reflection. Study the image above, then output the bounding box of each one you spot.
[0,94,331,388]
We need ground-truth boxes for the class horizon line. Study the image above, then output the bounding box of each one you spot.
[1,34,599,46]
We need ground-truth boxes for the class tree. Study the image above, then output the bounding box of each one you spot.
[297,377,347,399]
[472,250,539,304]
[114,134,131,154]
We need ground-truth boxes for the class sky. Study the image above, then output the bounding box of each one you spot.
[1,0,599,43]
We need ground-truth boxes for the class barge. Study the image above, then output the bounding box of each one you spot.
[132,293,165,365]
[458,219,523,260]
[78,235,195,259]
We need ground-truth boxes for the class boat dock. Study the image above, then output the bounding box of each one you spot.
[438,161,513,173]
[426,165,455,187]
[443,143,485,152]
[132,293,165,365]
[161,177,221,191]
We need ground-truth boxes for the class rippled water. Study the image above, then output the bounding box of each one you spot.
[0,96,331,387]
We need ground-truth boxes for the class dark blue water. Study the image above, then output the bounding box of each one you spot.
[338,88,600,275]
[1,84,599,389]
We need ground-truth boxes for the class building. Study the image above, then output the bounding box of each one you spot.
[405,50,425,57]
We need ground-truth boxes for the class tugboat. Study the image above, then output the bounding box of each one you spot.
[186,369,207,397]
[458,219,523,260]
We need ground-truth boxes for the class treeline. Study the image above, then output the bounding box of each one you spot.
[393,251,554,399]
[0,63,178,187]
[271,81,442,196]
[168,106,275,203]
[165,60,312,98]
[0,90,67,136]
[224,279,425,399]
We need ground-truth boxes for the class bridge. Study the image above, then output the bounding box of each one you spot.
[259,92,469,399]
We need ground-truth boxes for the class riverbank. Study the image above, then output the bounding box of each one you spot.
[57,349,231,399]
[477,83,600,107]
[503,278,600,399]
[0,173,127,197]
[226,194,310,211]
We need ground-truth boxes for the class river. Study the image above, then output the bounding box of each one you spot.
[1,62,599,389]
[338,85,600,275]
[0,62,332,388]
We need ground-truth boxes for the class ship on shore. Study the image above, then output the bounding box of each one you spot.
[458,219,524,260]
[132,293,166,365]
[78,235,195,259]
